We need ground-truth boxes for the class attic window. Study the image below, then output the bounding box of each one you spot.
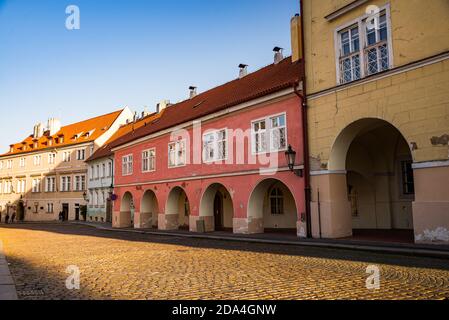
[85,129,95,138]
[74,132,84,140]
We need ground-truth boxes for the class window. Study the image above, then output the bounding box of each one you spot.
[203,129,227,162]
[76,149,86,160]
[168,140,186,168]
[0,161,3,170]
[6,159,13,169]
[270,187,284,215]
[45,177,56,192]
[19,158,25,168]
[122,155,133,175]
[47,203,54,213]
[17,179,26,193]
[251,114,287,154]
[336,8,391,84]
[3,180,12,194]
[90,145,94,156]
[400,160,415,195]
[142,149,156,172]
[33,155,41,166]
[108,162,112,177]
[93,190,98,206]
[102,163,106,178]
[32,179,41,193]
[90,166,94,180]
[62,151,71,162]
[48,153,56,164]
[96,164,100,179]
[74,175,86,191]
[60,176,71,192]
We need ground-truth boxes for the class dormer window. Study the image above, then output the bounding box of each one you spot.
[33,140,38,149]
[85,129,95,138]
[335,6,392,84]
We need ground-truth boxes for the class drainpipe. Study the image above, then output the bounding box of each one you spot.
[299,0,312,238]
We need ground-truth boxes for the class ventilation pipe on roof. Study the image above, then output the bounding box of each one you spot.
[238,64,248,79]
[273,47,284,64]
[189,86,197,99]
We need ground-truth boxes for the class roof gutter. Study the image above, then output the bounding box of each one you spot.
[299,0,312,238]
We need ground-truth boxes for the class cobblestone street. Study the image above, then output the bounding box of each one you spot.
[0,223,448,300]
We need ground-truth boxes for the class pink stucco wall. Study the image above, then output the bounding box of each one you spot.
[113,94,305,225]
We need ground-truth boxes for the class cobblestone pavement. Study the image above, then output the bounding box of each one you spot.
[0,223,448,300]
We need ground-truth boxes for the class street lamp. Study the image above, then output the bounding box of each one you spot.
[83,191,89,202]
[285,145,303,177]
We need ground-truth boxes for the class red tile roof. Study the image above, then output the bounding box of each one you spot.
[109,57,302,151]
[1,110,124,157]
[87,110,164,161]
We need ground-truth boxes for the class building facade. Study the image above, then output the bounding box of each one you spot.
[0,108,133,222]
[301,0,449,243]
[110,54,306,235]
[86,110,162,222]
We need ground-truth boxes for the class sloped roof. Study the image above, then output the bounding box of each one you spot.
[110,57,302,150]
[87,110,164,162]
[2,110,124,157]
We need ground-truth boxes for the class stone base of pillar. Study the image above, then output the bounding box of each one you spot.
[112,211,132,228]
[136,212,153,229]
[233,217,263,234]
[158,213,178,230]
[296,220,307,238]
[189,216,215,232]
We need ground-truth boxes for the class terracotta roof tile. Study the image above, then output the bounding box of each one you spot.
[2,109,124,157]
[110,57,302,150]
[87,110,164,161]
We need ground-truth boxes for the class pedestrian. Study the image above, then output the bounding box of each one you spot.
[11,212,16,224]
[5,213,9,224]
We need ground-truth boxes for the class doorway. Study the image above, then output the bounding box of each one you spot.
[213,192,224,230]
[62,203,69,221]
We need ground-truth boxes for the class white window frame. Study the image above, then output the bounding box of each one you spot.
[334,4,393,84]
[45,176,56,193]
[19,157,25,168]
[74,175,86,191]
[202,128,228,163]
[32,178,41,193]
[122,154,133,176]
[48,153,56,164]
[60,176,71,192]
[142,148,156,172]
[168,140,187,168]
[47,203,54,213]
[6,159,13,169]
[251,112,288,154]
[62,151,71,162]
[76,149,86,161]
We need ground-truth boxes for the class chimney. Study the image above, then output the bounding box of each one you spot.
[47,118,61,136]
[9,144,14,153]
[291,14,303,63]
[156,100,170,113]
[273,47,284,64]
[133,111,138,122]
[189,86,197,99]
[33,123,45,139]
[238,64,248,79]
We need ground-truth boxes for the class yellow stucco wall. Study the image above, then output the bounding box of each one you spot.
[303,0,449,94]
[302,0,449,165]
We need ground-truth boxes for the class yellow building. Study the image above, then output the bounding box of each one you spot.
[0,108,133,222]
[301,0,449,243]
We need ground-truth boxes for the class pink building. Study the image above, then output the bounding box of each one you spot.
[101,55,306,236]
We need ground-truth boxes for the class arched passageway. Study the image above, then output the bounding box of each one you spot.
[140,190,159,229]
[120,192,135,228]
[329,118,415,241]
[199,183,234,231]
[248,179,298,233]
[166,187,190,230]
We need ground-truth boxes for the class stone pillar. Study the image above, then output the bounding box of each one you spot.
[310,172,352,239]
[233,217,263,234]
[158,213,179,230]
[412,162,449,244]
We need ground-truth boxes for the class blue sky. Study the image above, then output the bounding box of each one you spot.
[0,0,299,152]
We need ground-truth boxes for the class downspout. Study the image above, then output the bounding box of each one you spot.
[299,0,312,238]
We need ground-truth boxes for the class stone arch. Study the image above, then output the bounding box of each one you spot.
[166,186,190,230]
[247,178,298,233]
[140,189,159,229]
[120,191,135,228]
[199,183,234,231]
[327,117,415,238]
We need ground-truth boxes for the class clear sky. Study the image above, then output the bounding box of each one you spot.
[0,0,299,153]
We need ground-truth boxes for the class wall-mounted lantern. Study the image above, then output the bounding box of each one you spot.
[285,145,303,177]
